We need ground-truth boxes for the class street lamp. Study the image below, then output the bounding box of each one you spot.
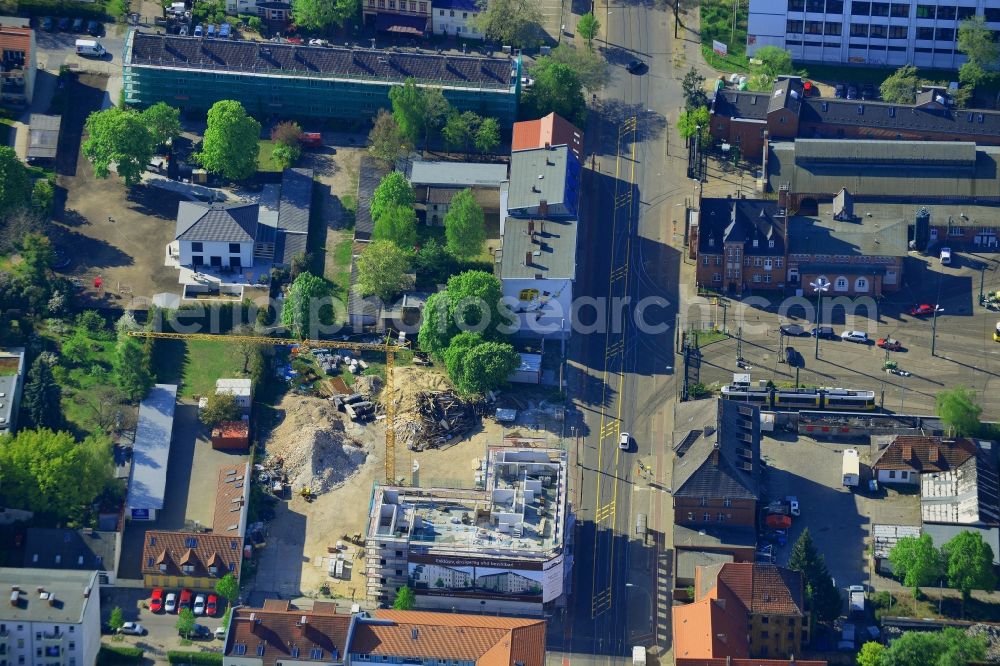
[810,277,830,359]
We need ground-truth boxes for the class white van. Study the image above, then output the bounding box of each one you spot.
[75,39,105,57]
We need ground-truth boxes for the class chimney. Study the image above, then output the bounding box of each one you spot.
[711,443,720,466]
[249,612,258,635]
[531,185,540,193]
[528,221,535,234]
[298,615,308,637]
[83,586,91,599]
[928,446,939,463]
[524,252,532,267]
[544,142,550,149]
[902,443,913,460]
[48,595,57,607]
[539,200,548,217]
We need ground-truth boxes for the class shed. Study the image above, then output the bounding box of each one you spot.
[126,384,177,521]
[26,114,60,163]
[508,353,542,384]
[211,420,250,451]
[215,378,253,413]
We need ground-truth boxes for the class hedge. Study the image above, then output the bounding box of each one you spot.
[97,645,144,665]
[15,0,110,19]
[166,651,224,665]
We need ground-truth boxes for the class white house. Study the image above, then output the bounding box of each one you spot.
[175,202,258,269]
[0,568,101,666]
[216,378,253,414]
[431,0,483,39]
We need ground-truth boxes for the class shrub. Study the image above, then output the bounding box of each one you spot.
[166,651,223,664]
[98,644,144,664]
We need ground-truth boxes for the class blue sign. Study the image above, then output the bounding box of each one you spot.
[131,508,150,520]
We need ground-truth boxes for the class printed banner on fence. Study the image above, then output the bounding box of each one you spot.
[713,40,728,56]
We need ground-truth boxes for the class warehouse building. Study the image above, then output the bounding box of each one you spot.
[122,31,521,124]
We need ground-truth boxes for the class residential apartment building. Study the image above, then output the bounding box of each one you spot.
[365,448,568,615]
[123,32,521,124]
[673,563,818,665]
[222,601,546,666]
[363,0,431,35]
[512,112,584,160]
[23,528,121,586]
[872,435,980,485]
[711,76,1000,160]
[224,0,292,23]
[747,0,1000,69]
[0,569,101,666]
[432,0,482,38]
[0,347,25,436]
[0,17,35,107]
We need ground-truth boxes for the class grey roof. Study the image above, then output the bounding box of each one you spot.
[500,217,577,280]
[767,76,804,115]
[766,140,1000,199]
[277,167,313,235]
[712,89,769,122]
[0,568,99,624]
[676,549,734,582]
[799,97,1000,138]
[275,230,308,266]
[923,524,1000,565]
[348,253,382,319]
[921,446,1000,526]
[407,160,507,188]
[672,523,757,550]
[128,33,516,90]
[672,399,761,500]
[787,200,910,257]
[175,202,259,243]
[355,156,389,242]
[507,146,572,212]
[27,114,60,160]
[697,199,785,256]
[0,347,24,435]
[127,384,177,511]
[23,528,118,574]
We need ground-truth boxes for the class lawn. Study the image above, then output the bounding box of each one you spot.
[257,140,285,173]
[700,0,750,72]
[328,235,354,301]
[151,338,248,398]
[687,329,728,347]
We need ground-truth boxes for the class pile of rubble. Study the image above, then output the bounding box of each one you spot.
[967,624,1000,661]
[406,390,484,451]
[263,396,368,495]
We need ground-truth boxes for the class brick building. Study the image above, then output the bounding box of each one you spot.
[0,17,35,107]
[362,0,431,35]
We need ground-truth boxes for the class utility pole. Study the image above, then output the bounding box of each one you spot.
[980,264,986,305]
[720,299,729,334]
[795,365,800,388]
[931,306,939,356]
[811,277,830,359]
[736,326,744,363]
[674,0,680,38]
[731,0,737,48]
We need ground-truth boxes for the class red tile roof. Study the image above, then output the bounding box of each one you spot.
[677,659,827,666]
[141,531,242,580]
[213,463,250,538]
[715,563,805,616]
[226,602,351,666]
[872,436,977,473]
[511,113,583,159]
[0,23,31,64]
[673,596,750,661]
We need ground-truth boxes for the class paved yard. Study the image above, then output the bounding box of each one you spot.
[762,434,920,601]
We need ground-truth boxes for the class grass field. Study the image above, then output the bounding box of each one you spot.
[329,236,354,302]
[700,0,750,72]
[257,140,286,173]
[151,338,248,398]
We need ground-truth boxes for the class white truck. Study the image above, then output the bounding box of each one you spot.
[75,39,106,57]
[842,448,860,488]
[848,585,865,615]
[632,646,646,666]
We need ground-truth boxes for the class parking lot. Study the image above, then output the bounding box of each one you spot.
[761,433,920,599]
[689,251,1000,415]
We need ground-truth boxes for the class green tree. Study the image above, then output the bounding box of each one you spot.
[442,110,481,156]
[958,16,999,70]
[197,100,261,181]
[281,272,331,338]
[370,172,416,225]
[787,528,843,622]
[215,573,239,608]
[443,331,483,384]
[576,12,599,47]
[271,143,301,170]
[175,608,196,638]
[22,355,62,430]
[754,45,794,77]
[140,102,182,147]
[547,44,608,92]
[109,607,125,633]
[113,336,153,402]
[882,627,986,666]
[446,270,507,338]
[935,386,983,436]
[83,108,155,186]
[368,109,411,167]
[389,78,427,147]
[677,106,712,148]
[444,189,486,259]
[475,0,542,48]
[474,117,500,155]
[373,204,418,248]
[417,291,453,357]
[0,147,30,215]
[0,428,111,518]
[393,585,416,610]
[458,340,519,394]
[271,121,303,147]
[422,88,452,149]
[888,533,942,596]
[525,59,587,126]
[200,391,241,426]
[31,179,54,215]
[942,530,997,611]
[857,641,885,666]
[682,67,709,112]
[879,64,920,104]
[292,0,359,29]
[356,240,411,301]
[13,232,54,286]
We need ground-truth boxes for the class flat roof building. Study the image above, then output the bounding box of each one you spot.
[406,160,508,189]
[123,31,521,124]
[505,145,581,220]
[26,113,60,162]
[0,347,25,436]
[365,448,568,614]
[23,528,121,586]
[126,384,178,521]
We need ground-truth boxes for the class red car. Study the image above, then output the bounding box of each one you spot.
[877,338,903,351]
[179,588,193,611]
[206,594,219,617]
[149,588,164,613]
[909,303,941,316]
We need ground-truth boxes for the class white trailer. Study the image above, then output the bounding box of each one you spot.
[849,585,865,614]
[842,448,860,487]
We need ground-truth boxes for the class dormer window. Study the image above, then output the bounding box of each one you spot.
[159,564,167,572]
[769,239,775,248]
[708,237,715,247]
[753,239,759,247]
[182,564,194,574]
[209,565,218,575]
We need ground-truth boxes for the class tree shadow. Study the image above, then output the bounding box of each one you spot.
[125,184,185,220]
[48,227,133,271]
[591,100,667,158]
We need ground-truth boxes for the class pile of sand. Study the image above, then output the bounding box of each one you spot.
[264,395,368,495]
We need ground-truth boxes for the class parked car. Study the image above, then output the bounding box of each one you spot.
[785,346,802,367]
[120,622,146,636]
[57,17,71,31]
[811,326,837,340]
[780,323,808,337]
[206,23,216,37]
[41,16,54,31]
[861,83,876,100]
[909,303,941,316]
[72,17,84,32]
[150,588,165,613]
[179,588,193,611]
[940,247,952,264]
[183,624,212,639]
[206,594,219,617]
[308,38,328,46]
[846,85,858,99]
[626,59,644,74]
[165,592,177,613]
[286,36,304,44]
[193,594,206,616]
[214,626,227,639]
[219,22,231,38]
[178,24,189,36]
[834,83,845,98]
[87,20,102,36]
[193,23,203,37]
[619,432,630,451]
[877,337,902,351]
[841,330,869,343]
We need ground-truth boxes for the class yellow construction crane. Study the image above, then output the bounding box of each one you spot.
[128,330,406,484]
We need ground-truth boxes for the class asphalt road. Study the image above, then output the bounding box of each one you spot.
[562,1,694,663]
